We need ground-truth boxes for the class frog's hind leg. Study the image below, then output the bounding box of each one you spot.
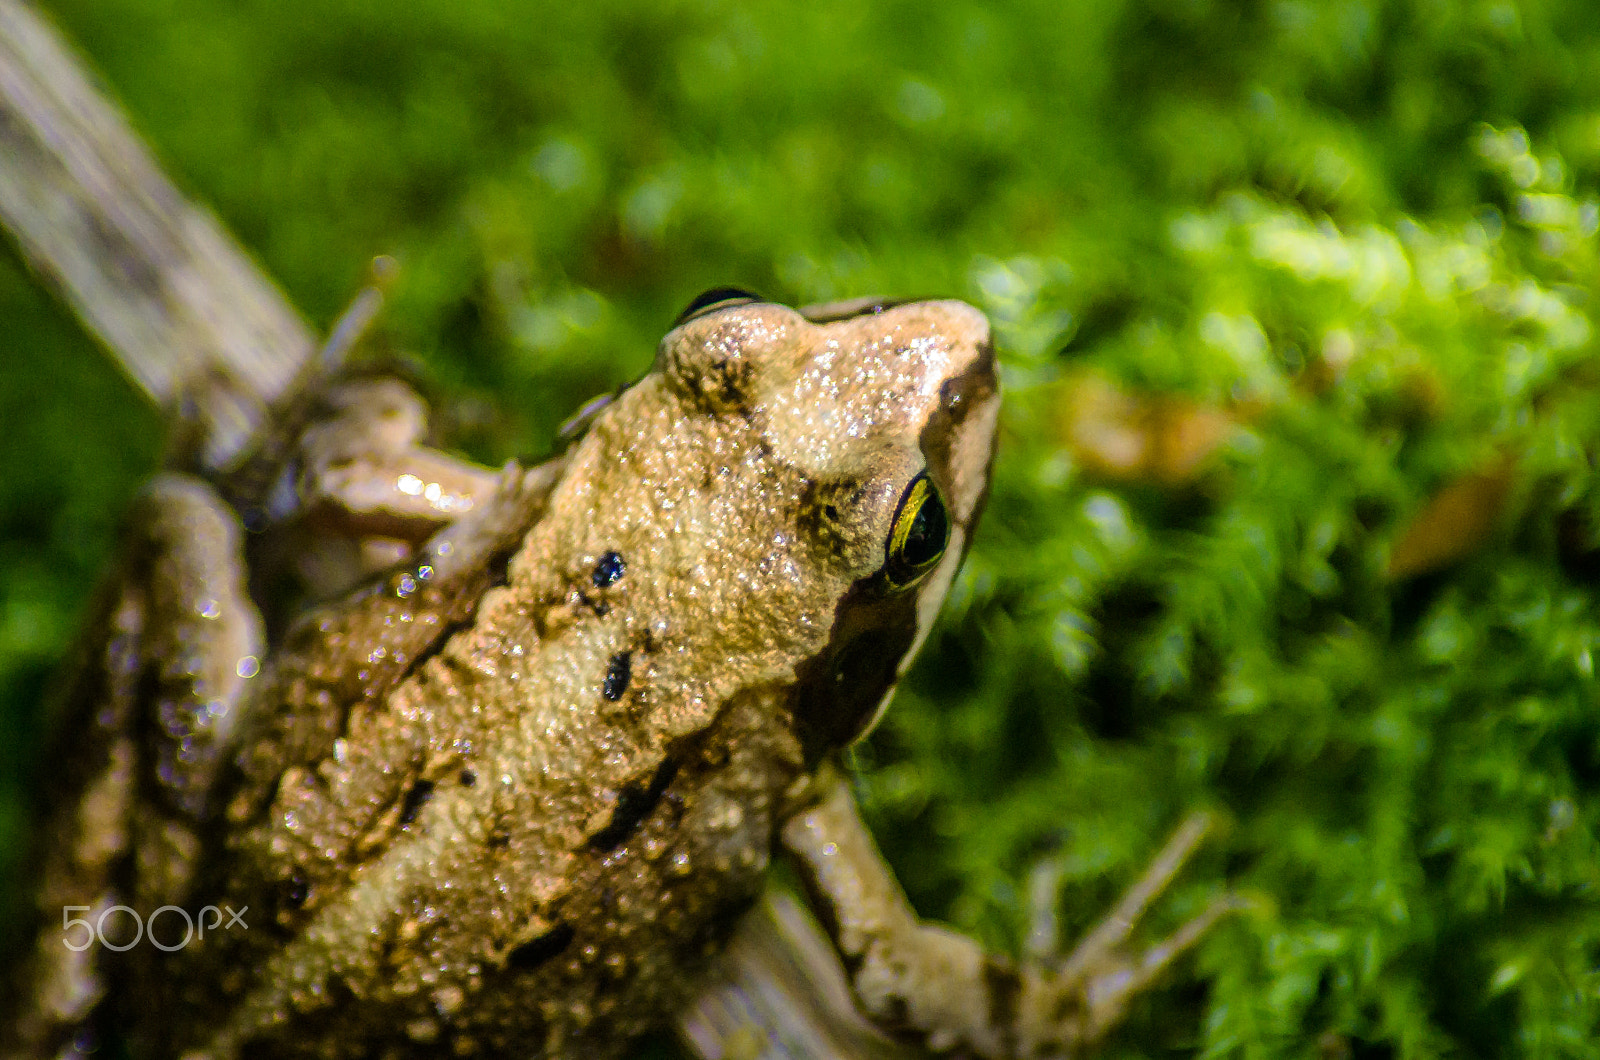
[205,262,503,598]
[782,778,1234,1059]
[2,474,263,1060]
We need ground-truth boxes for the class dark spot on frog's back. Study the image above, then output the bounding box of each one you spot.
[585,756,679,852]
[398,779,435,826]
[591,550,625,588]
[507,921,575,972]
[699,355,755,409]
[602,652,632,701]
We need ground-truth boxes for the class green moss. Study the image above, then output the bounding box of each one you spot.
[5,0,1600,1055]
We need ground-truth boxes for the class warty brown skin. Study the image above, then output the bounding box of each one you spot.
[36,297,998,1059]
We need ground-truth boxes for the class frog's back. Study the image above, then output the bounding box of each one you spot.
[151,297,996,1059]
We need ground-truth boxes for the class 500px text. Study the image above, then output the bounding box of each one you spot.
[62,904,247,952]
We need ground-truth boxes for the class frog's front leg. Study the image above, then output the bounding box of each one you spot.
[244,375,507,597]
[783,778,1232,1058]
[293,375,502,540]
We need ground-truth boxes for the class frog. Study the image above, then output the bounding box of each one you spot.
[4,288,1227,1060]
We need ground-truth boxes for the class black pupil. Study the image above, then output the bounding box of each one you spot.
[903,491,948,568]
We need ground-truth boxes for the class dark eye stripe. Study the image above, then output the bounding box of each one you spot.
[673,286,764,327]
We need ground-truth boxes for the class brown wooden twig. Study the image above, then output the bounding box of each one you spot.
[0,0,314,468]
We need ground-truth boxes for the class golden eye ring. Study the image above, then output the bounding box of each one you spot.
[884,472,950,589]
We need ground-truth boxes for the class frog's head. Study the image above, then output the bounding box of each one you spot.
[660,290,999,759]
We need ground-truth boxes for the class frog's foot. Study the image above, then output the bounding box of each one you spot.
[1028,813,1236,1049]
[287,257,501,546]
[292,375,502,539]
[237,360,502,595]
[782,780,1232,1060]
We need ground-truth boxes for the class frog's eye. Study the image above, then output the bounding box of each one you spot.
[884,472,950,589]
[674,286,763,327]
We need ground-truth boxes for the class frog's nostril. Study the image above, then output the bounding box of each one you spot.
[797,296,911,323]
[931,341,998,429]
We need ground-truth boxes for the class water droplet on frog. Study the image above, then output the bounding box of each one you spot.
[434,984,465,1015]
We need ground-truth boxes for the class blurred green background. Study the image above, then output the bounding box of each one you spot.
[6,0,1600,1055]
